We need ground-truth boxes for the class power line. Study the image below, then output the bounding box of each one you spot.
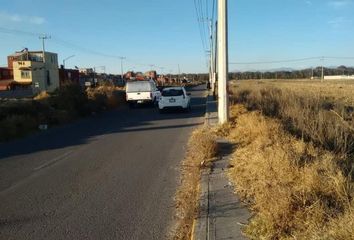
[194,0,208,53]
[51,36,124,59]
[200,0,211,53]
[211,0,216,24]
[324,56,354,60]
[0,26,40,37]
[0,26,174,72]
[230,56,354,65]
[230,57,324,65]
[194,0,216,71]
[0,26,125,60]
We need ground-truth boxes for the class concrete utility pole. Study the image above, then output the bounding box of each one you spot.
[207,50,211,89]
[217,0,229,124]
[169,69,173,81]
[119,57,126,80]
[178,64,181,83]
[321,57,324,82]
[213,21,218,96]
[159,67,165,76]
[93,67,96,87]
[209,19,216,93]
[39,34,51,63]
[39,34,51,89]
[92,66,105,87]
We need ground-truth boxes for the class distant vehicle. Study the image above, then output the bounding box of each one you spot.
[126,80,161,108]
[158,87,191,113]
[85,81,93,87]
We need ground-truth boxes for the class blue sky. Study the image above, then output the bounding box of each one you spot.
[0,0,353,74]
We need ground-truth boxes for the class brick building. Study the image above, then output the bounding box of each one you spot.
[0,67,14,90]
[0,67,13,80]
[59,67,80,86]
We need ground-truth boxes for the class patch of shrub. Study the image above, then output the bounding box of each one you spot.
[0,115,38,141]
[0,84,125,142]
[48,85,90,117]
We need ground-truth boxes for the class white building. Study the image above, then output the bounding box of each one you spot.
[79,68,94,75]
[324,75,354,80]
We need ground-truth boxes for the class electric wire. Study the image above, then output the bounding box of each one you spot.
[0,26,173,71]
[229,57,340,65]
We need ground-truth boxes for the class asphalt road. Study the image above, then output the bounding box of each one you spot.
[0,85,206,240]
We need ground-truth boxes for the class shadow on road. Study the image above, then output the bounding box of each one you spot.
[0,86,207,159]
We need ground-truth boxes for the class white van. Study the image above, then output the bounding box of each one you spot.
[125,80,161,107]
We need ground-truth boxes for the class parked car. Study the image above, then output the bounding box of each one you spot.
[158,87,191,113]
[126,80,161,108]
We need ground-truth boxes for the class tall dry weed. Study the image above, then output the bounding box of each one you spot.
[227,104,354,239]
[231,81,354,175]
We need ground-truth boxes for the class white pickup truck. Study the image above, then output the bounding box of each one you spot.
[125,80,161,108]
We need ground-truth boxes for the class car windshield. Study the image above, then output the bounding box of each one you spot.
[126,81,152,92]
[162,89,184,97]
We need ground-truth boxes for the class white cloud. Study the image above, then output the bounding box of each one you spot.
[328,0,352,8]
[29,16,46,25]
[8,14,22,22]
[0,11,46,25]
[305,1,313,5]
[328,16,352,28]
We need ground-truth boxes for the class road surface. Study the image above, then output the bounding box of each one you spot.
[0,85,206,240]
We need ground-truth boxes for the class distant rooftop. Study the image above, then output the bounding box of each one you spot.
[9,50,57,57]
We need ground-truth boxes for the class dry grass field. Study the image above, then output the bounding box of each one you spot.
[222,79,354,239]
[230,79,354,157]
[238,79,354,105]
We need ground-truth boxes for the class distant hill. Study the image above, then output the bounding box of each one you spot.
[230,66,354,80]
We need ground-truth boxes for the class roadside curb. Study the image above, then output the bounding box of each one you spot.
[192,91,215,240]
[204,93,218,127]
[191,169,209,240]
[193,91,250,240]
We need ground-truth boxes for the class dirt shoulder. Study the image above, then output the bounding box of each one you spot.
[171,128,218,240]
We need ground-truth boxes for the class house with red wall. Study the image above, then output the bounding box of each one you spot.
[0,67,14,90]
[59,67,80,86]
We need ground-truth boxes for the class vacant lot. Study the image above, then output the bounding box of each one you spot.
[230,79,354,157]
[223,80,354,239]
